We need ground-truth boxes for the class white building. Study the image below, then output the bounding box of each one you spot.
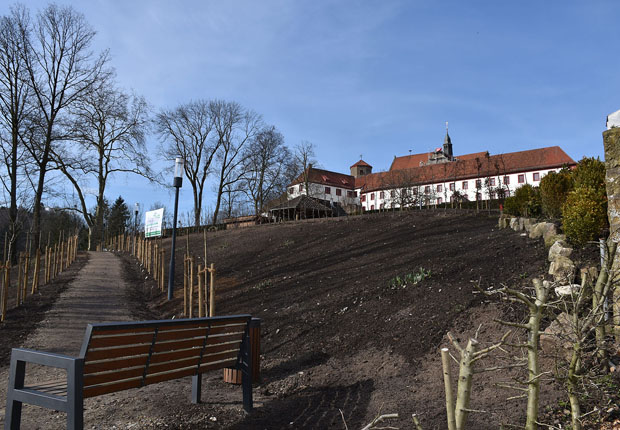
[287,131,576,213]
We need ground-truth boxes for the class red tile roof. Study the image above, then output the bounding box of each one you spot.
[389,151,490,170]
[291,167,356,189]
[357,146,576,192]
[350,159,372,168]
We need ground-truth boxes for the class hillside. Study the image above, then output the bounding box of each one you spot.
[127,210,594,429]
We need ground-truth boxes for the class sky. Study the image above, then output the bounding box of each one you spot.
[3,1,620,222]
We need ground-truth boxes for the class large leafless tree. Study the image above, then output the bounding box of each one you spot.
[210,100,261,224]
[154,100,218,227]
[18,4,108,251]
[0,5,31,262]
[52,74,150,250]
[241,125,291,216]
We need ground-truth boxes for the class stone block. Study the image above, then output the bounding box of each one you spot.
[549,255,576,283]
[548,240,573,261]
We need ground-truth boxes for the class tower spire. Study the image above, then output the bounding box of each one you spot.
[443,121,453,160]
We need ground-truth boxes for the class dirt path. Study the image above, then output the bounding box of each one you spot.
[0,251,134,428]
[0,251,251,430]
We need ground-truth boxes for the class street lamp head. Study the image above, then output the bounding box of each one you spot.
[173,157,184,188]
[134,202,139,215]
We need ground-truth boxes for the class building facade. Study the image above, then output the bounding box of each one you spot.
[287,132,576,213]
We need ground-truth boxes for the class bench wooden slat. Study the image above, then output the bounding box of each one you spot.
[83,367,145,387]
[88,332,155,348]
[90,326,156,336]
[83,378,142,398]
[147,357,201,375]
[84,355,149,374]
[149,347,202,364]
[201,350,239,365]
[85,344,151,361]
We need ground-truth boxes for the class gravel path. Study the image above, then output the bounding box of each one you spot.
[0,251,247,430]
[0,252,135,429]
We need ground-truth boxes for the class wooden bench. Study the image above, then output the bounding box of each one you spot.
[4,314,260,430]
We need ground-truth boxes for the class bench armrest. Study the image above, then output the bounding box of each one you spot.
[10,348,79,370]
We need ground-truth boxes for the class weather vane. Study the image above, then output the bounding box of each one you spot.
[446,121,449,131]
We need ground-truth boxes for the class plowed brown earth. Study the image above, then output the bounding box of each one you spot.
[125,210,603,429]
[1,211,608,429]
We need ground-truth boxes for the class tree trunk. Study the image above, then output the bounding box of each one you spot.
[455,339,477,430]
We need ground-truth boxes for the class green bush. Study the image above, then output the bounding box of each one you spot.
[505,184,541,217]
[562,186,608,246]
[573,157,605,189]
[503,195,520,216]
[540,170,573,218]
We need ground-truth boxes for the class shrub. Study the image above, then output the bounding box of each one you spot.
[503,196,520,216]
[505,184,541,217]
[540,170,573,218]
[562,186,608,246]
[573,157,605,189]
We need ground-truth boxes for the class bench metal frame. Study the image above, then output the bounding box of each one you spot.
[4,315,258,430]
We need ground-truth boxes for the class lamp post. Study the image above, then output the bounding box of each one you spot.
[133,203,139,255]
[167,157,184,300]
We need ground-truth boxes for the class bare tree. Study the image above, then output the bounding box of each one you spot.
[293,140,317,198]
[18,3,108,251]
[0,5,31,262]
[210,100,261,224]
[241,125,290,215]
[154,100,217,227]
[52,74,150,250]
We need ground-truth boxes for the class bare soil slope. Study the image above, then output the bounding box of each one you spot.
[135,210,581,429]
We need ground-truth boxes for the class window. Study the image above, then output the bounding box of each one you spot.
[489,178,496,186]
[449,183,455,191]
[370,193,375,200]
[325,186,331,194]
[346,191,354,198]
[390,190,395,198]
[380,203,384,209]
[475,179,482,188]
[361,195,366,202]
[437,197,443,204]
[425,185,430,193]
[288,187,294,194]
[518,174,525,184]
[462,181,468,190]
[412,188,417,195]
[533,172,540,181]
[489,191,495,199]
[504,176,510,185]
[299,183,304,192]
[370,204,374,210]
[379,191,384,199]
[336,188,342,196]
[437,184,442,193]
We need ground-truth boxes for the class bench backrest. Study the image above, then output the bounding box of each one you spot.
[77,315,251,398]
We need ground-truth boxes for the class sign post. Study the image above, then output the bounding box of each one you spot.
[145,208,164,238]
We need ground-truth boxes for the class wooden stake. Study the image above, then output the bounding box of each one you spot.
[183,257,189,316]
[203,228,207,264]
[17,253,23,305]
[31,248,41,294]
[198,264,204,318]
[188,257,194,318]
[1,262,8,321]
[209,263,216,317]
[160,250,165,292]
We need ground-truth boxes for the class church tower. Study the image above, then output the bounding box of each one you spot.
[443,121,453,160]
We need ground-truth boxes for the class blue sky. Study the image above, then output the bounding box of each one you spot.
[3,1,619,221]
